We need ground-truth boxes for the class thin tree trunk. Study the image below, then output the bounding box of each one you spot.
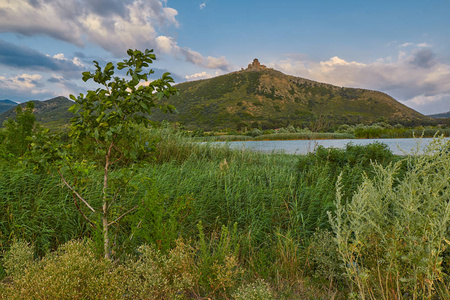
[102,141,114,260]
[103,201,110,259]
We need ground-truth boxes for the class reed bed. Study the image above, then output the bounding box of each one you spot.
[1,128,449,298]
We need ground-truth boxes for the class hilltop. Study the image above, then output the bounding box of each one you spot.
[0,96,73,128]
[150,59,433,130]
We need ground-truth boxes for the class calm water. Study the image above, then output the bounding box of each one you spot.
[215,138,448,155]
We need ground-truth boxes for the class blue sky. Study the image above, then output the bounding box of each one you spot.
[0,0,449,114]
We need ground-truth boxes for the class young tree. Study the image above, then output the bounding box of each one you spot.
[2,101,36,157]
[63,49,177,259]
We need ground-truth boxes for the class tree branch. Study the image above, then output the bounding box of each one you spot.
[72,194,97,229]
[58,169,96,213]
[108,205,139,227]
[107,171,136,211]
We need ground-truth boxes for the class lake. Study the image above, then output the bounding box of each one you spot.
[215,138,448,155]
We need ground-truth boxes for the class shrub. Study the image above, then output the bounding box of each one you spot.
[292,142,396,238]
[126,239,198,299]
[249,128,263,137]
[329,137,450,299]
[1,239,126,299]
[307,229,343,284]
[127,223,243,299]
[2,239,34,279]
[232,279,274,300]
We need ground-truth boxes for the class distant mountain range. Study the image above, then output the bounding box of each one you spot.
[0,96,73,128]
[0,61,441,130]
[428,111,450,118]
[150,59,434,130]
[0,99,18,114]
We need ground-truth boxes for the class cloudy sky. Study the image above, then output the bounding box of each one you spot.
[0,0,449,114]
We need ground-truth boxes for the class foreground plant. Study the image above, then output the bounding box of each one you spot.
[1,101,36,159]
[63,49,177,259]
[1,230,244,300]
[0,239,126,299]
[329,137,450,299]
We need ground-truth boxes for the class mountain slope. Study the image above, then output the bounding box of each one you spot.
[428,111,450,118]
[0,99,18,114]
[0,96,73,128]
[151,60,432,130]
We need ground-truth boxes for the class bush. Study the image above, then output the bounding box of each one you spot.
[1,239,126,299]
[249,128,263,137]
[329,137,450,299]
[2,239,34,279]
[232,279,274,300]
[1,234,243,299]
[307,230,343,284]
[292,142,396,238]
[126,239,198,299]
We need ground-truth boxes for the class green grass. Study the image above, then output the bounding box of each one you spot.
[1,128,448,298]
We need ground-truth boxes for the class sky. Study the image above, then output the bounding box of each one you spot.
[0,0,449,115]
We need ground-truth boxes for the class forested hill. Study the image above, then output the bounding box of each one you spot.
[0,96,73,128]
[150,59,433,130]
[429,111,450,118]
[0,99,18,114]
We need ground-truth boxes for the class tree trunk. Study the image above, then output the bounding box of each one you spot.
[103,202,110,259]
[102,141,114,259]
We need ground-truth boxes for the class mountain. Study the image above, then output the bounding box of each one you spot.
[428,111,450,118]
[0,61,434,131]
[0,99,18,114]
[151,59,433,130]
[0,96,74,128]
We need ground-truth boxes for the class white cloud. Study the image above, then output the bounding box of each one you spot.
[205,56,230,69]
[72,57,85,68]
[0,0,231,73]
[405,93,450,107]
[400,42,431,48]
[319,56,365,68]
[153,37,232,70]
[271,46,450,114]
[0,73,48,95]
[418,42,432,48]
[400,42,414,48]
[0,0,179,56]
[155,35,176,54]
[200,3,206,9]
[51,53,85,68]
[185,72,213,80]
[53,53,66,60]
[179,48,205,65]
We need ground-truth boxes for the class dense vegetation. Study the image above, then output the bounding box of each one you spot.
[1,122,449,298]
[0,96,74,130]
[149,67,434,131]
[0,50,449,299]
[197,122,450,142]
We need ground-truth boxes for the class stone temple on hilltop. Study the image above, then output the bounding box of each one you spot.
[243,58,267,71]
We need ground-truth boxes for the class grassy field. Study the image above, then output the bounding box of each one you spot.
[1,127,449,299]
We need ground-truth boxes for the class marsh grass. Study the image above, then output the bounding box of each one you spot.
[0,166,90,258]
[1,127,448,298]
